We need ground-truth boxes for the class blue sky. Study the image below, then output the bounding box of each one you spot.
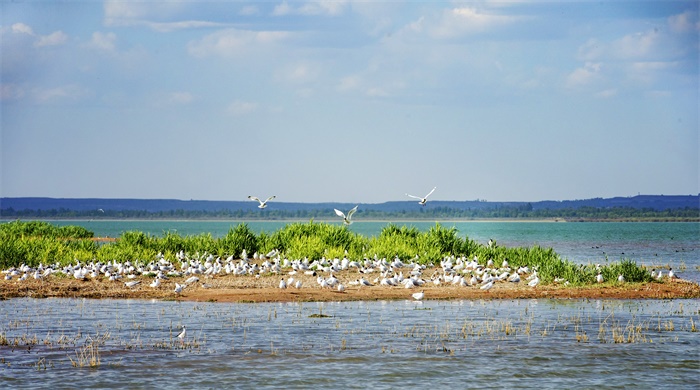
[1,1,698,203]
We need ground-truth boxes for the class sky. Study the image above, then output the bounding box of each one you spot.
[1,1,698,204]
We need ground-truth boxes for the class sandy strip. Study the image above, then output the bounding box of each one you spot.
[2,273,698,302]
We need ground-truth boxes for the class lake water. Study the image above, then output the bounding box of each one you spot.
[52,220,700,282]
[2,221,699,388]
[1,298,698,389]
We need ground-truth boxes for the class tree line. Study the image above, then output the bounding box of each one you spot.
[1,205,698,221]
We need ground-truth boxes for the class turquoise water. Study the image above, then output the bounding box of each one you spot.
[52,220,700,282]
[1,298,698,389]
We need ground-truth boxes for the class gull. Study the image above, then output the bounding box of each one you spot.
[406,187,436,206]
[596,272,604,284]
[480,280,494,291]
[174,283,185,294]
[279,278,287,289]
[125,280,141,288]
[337,283,345,292]
[334,205,359,225]
[412,290,424,300]
[617,274,625,283]
[177,325,186,343]
[248,195,276,209]
[668,268,676,280]
[528,275,540,287]
[149,277,161,288]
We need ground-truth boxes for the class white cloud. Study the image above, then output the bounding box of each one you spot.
[337,75,361,92]
[167,92,194,105]
[430,7,518,38]
[366,87,389,97]
[239,5,259,16]
[298,0,348,16]
[595,89,617,98]
[34,30,68,47]
[273,0,347,16]
[11,23,34,35]
[226,100,258,115]
[627,61,678,84]
[104,0,185,22]
[272,1,292,16]
[90,31,117,51]
[613,30,658,59]
[1,84,26,100]
[32,85,89,102]
[275,63,318,84]
[668,10,699,34]
[187,28,289,58]
[566,62,602,87]
[146,20,230,33]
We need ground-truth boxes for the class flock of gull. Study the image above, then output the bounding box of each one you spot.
[1,186,679,303]
[1,245,555,299]
[249,186,438,225]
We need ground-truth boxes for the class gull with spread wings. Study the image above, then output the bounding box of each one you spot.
[334,205,359,225]
[406,187,436,206]
[248,195,276,209]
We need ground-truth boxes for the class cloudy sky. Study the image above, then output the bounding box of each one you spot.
[1,1,698,203]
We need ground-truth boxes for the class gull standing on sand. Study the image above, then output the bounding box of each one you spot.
[528,275,540,287]
[125,280,141,288]
[412,290,424,300]
[248,195,276,209]
[406,187,436,206]
[174,283,185,294]
[334,206,359,225]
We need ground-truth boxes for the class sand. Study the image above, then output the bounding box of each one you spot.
[2,271,698,302]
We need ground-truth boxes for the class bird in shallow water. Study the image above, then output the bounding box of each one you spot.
[334,206,359,225]
[248,195,276,209]
[412,290,424,300]
[406,187,436,206]
[177,325,186,343]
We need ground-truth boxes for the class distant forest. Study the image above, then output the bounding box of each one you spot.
[1,195,698,221]
[1,205,698,222]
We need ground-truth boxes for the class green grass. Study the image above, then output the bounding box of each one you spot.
[0,220,656,285]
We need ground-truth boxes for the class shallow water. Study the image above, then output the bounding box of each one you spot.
[1,298,698,389]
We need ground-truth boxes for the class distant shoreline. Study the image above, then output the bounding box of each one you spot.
[2,217,697,223]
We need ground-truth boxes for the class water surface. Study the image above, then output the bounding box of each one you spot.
[1,298,698,389]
